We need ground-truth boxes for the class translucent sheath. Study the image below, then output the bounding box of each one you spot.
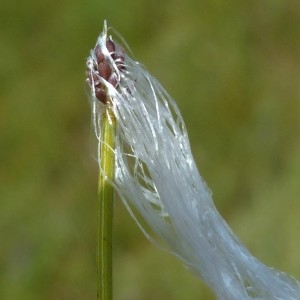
[98,108,116,300]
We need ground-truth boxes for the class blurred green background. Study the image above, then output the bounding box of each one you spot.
[1,0,300,299]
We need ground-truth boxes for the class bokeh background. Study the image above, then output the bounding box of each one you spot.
[1,0,300,299]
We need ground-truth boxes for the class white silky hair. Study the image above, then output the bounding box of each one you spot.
[87,22,300,299]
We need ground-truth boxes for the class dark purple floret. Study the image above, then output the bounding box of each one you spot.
[87,38,125,104]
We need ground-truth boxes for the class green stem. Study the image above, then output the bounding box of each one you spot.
[98,106,116,300]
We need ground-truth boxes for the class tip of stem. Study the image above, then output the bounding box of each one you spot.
[103,20,108,35]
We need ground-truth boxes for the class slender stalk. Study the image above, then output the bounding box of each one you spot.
[98,105,116,300]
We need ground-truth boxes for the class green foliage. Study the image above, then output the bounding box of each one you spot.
[1,0,299,299]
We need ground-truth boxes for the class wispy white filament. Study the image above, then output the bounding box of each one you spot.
[87,22,300,300]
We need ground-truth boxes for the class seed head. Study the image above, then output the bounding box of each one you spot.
[86,21,300,300]
[86,25,125,104]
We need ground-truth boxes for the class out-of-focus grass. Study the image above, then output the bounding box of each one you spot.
[0,0,299,299]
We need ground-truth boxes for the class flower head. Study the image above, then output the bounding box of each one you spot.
[86,22,300,300]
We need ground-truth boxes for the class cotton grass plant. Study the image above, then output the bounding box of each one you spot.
[86,21,300,300]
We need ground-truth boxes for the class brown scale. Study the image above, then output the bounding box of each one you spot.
[88,38,125,104]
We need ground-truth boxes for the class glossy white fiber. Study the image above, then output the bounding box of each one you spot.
[87,22,300,300]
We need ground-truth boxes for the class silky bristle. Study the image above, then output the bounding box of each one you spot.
[86,22,300,300]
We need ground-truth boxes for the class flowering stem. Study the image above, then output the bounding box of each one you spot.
[98,105,116,300]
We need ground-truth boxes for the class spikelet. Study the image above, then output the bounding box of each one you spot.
[86,21,300,300]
